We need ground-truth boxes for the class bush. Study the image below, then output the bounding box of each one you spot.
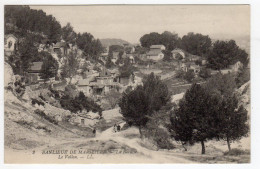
[224,148,250,156]
[31,98,45,106]
[235,67,250,88]
[153,128,175,150]
[184,70,195,83]
[34,109,58,125]
[60,91,102,113]
[199,67,211,79]
[175,70,185,79]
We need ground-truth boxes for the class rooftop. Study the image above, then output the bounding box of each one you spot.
[150,45,165,49]
[147,49,163,56]
[28,62,43,72]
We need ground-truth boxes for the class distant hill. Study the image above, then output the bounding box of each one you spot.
[100,38,132,47]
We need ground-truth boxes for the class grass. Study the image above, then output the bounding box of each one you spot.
[224,148,250,156]
[34,109,58,125]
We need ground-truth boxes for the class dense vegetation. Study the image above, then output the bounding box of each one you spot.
[139,31,249,70]
[5,5,61,42]
[119,73,169,137]
[170,73,249,154]
[60,91,102,114]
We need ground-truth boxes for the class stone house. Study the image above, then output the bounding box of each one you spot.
[4,34,18,56]
[171,48,185,60]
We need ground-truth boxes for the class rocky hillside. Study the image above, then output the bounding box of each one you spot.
[236,81,250,119]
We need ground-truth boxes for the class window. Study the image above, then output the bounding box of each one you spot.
[8,41,12,48]
[81,119,84,125]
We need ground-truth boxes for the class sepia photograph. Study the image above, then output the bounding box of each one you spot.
[3,4,251,164]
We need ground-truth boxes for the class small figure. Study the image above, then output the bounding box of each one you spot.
[117,124,121,132]
[114,123,117,133]
[93,127,96,137]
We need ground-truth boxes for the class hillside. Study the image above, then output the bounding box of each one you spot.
[100,38,131,47]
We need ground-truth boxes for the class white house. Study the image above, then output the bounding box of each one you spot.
[146,45,166,61]
[150,45,166,50]
[230,61,243,72]
[4,34,18,56]
[171,48,185,60]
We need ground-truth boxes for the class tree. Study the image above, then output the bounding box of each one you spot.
[17,36,39,73]
[204,73,237,97]
[105,89,121,109]
[118,58,135,78]
[119,86,150,138]
[217,95,249,152]
[162,50,173,61]
[105,54,115,68]
[76,33,103,60]
[170,83,222,154]
[140,31,179,50]
[184,70,195,83]
[207,40,248,70]
[140,32,161,48]
[199,67,211,79]
[119,73,170,138]
[39,52,58,82]
[180,32,212,56]
[60,52,79,83]
[61,23,77,44]
[142,73,170,111]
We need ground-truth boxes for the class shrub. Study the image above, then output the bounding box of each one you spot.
[175,70,185,79]
[184,70,195,83]
[199,67,211,79]
[153,128,175,150]
[31,98,45,106]
[34,109,58,125]
[60,91,102,113]
[224,148,250,156]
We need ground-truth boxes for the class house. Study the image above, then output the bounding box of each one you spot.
[179,62,188,72]
[201,59,207,65]
[146,49,164,61]
[150,45,166,50]
[4,34,18,56]
[171,48,185,60]
[52,80,67,91]
[112,51,119,63]
[53,42,69,55]
[70,110,100,127]
[118,74,134,86]
[187,54,200,61]
[77,67,120,96]
[77,79,92,96]
[128,55,135,64]
[189,63,201,74]
[146,45,165,61]
[101,47,109,56]
[26,62,43,84]
[230,61,243,72]
[220,61,244,75]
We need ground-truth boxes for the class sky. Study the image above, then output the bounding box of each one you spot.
[30,5,250,44]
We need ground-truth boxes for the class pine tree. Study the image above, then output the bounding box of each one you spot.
[217,95,249,152]
[170,83,221,154]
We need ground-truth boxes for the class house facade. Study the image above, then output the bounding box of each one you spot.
[146,45,165,61]
[230,61,243,72]
[26,62,43,84]
[171,48,185,60]
[53,42,69,55]
[4,34,18,56]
